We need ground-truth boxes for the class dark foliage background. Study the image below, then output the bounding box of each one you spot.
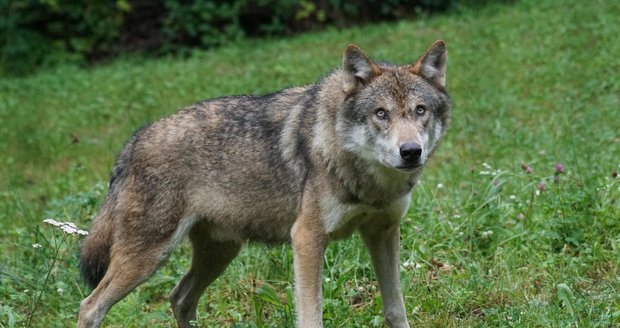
[1,0,502,75]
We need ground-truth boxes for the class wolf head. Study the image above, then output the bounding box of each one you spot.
[338,41,451,173]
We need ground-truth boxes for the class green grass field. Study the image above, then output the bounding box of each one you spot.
[1,0,619,326]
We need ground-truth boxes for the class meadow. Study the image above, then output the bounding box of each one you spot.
[1,0,619,326]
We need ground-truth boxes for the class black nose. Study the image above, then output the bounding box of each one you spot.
[400,142,422,162]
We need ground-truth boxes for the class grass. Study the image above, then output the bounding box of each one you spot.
[1,0,619,326]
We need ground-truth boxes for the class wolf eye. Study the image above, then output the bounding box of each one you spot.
[375,108,387,119]
[415,105,426,116]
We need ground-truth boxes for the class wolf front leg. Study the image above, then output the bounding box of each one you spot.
[291,213,328,328]
[360,221,410,328]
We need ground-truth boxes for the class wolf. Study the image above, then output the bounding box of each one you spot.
[77,40,451,328]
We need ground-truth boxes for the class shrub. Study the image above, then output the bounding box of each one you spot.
[0,0,130,75]
[1,0,466,75]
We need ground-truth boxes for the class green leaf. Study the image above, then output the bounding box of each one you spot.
[255,282,284,308]
[556,283,575,317]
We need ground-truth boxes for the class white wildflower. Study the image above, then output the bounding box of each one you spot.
[61,222,78,235]
[481,230,494,238]
[43,218,62,227]
[32,243,42,249]
[482,162,492,169]
[436,183,444,189]
[57,288,64,294]
[401,260,422,270]
[43,219,88,236]
[411,305,421,316]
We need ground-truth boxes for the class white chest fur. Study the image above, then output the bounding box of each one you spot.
[321,193,412,240]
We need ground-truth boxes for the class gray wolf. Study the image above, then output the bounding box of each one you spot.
[78,40,451,328]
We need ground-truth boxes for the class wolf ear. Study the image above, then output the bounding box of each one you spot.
[411,40,447,88]
[342,44,382,95]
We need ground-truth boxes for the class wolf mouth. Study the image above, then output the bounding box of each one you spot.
[394,163,423,171]
[377,158,424,172]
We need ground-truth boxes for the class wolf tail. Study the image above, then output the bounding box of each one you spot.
[79,208,114,289]
[79,133,137,289]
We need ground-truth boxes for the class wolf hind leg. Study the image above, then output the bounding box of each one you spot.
[78,239,174,328]
[169,221,242,327]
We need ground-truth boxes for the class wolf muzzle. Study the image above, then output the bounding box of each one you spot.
[399,142,422,163]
